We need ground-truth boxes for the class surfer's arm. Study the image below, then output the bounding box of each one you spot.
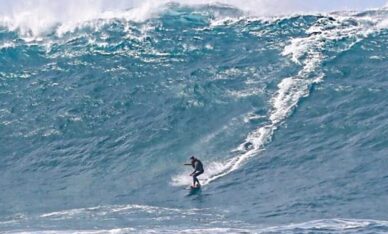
[184,163,192,166]
[190,162,200,175]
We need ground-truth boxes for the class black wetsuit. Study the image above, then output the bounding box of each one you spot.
[192,159,204,186]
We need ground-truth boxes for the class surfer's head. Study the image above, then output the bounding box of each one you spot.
[190,156,196,161]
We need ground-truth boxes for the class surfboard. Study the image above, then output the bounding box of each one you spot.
[185,185,201,196]
[185,185,201,190]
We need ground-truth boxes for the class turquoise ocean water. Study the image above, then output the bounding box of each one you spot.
[0,3,388,233]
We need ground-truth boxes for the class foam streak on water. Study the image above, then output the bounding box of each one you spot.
[171,12,383,187]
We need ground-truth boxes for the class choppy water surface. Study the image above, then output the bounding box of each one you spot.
[0,2,387,233]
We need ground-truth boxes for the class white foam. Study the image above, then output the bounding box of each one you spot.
[171,13,384,187]
[4,218,388,233]
[0,0,104,38]
[227,87,265,98]
[377,17,388,29]
[0,0,386,39]
[260,218,388,232]
[4,228,135,234]
[39,203,202,220]
[0,0,165,39]
[0,42,16,49]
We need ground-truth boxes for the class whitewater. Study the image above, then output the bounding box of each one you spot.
[0,1,388,233]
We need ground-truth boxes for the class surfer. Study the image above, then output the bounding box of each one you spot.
[184,156,204,188]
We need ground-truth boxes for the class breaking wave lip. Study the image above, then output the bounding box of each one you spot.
[1,1,387,40]
[0,1,163,38]
[0,1,243,39]
[171,11,387,187]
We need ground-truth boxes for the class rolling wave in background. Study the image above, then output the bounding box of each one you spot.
[0,0,388,233]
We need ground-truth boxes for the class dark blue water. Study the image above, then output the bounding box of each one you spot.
[0,4,387,233]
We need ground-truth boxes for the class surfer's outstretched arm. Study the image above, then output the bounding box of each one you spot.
[184,163,192,166]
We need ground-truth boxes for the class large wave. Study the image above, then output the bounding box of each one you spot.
[1,0,387,189]
[1,2,388,232]
[1,1,387,188]
[171,7,388,187]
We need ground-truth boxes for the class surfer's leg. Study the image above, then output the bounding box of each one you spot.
[193,171,203,187]
[194,176,200,186]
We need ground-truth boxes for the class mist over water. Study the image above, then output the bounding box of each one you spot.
[0,1,388,233]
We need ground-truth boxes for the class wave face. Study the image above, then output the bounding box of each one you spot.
[0,3,388,233]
